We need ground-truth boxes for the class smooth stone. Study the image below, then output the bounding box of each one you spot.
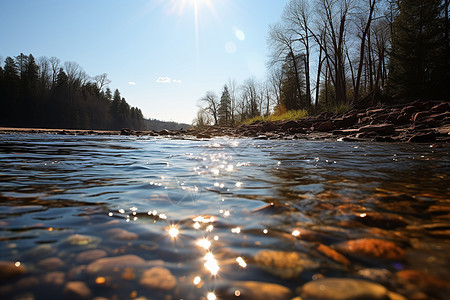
[65,234,100,246]
[301,278,389,300]
[15,276,39,289]
[41,271,66,285]
[216,281,291,300]
[335,238,405,260]
[86,255,162,275]
[315,243,350,265]
[63,281,92,300]
[37,257,65,270]
[0,260,26,280]
[254,250,319,279]
[139,267,177,290]
[105,228,138,240]
[75,250,107,263]
[358,268,392,285]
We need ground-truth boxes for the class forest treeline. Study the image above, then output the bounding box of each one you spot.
[0,53,145,130]
[195,0,449,127]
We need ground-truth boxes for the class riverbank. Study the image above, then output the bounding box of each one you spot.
[1,100,449,143]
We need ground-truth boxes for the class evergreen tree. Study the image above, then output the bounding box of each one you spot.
[218,85,232,125]
[388,0,446,100]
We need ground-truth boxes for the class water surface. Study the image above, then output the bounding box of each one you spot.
[0,134,449,299]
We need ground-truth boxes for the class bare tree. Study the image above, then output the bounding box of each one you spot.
[200,91,219,125]
[49,57,61,87]
[353,0,377,103]
[268,23,305,108]
[93,73,111,92]
[283,0,314,107]
[241,77,260,118]
[37,56,52,89]
[315,0,353,105]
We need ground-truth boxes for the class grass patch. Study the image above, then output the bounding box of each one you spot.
[241,109,308,125]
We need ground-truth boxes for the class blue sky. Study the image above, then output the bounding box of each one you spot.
[0,0,288,124]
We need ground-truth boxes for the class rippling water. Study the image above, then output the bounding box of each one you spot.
[0,134,449,299]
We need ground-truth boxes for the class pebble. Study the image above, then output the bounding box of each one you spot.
[104,228,138,240]
[65,234,101,246]
[254,250,319,279]
[358,268,393,285]
[0,260,26,280]
[139,267,177,290]
[315,243,350,265]
[63,281,92,300]
[301,278,389,300]
[216,281,291,300]
[86,255,163,275]
[75,249,107,263]
[335,238,405,260]
[41,271,65,285]
[37,257,64,270]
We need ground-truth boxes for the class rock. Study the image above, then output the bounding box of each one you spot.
[41,271,65,285]
[335,238,405,260]
[216,281,291,300]
[86,255,144,274]
[75,249,107,263]
[407,131,436,142]
[63,281,92,300]
[65,234,101,246]
[316,243,350,265]
[120,128,134,135]
[37,257,65,270]
[356,212,408,229]
[0,261,26,280]
[400,105,417,116]
[358,123,395,135]
[280,120,302,131]
[105,228,138,240]
[15,276,39,289]
[397,269,450,291]
[301,278,390,300]
[253,250,319,279]
[358,268,392,285]
[313,120,336,132]
[262,122,279,132]
[86,255,162,275]
[431,102,449,113]
[139,267,177,290]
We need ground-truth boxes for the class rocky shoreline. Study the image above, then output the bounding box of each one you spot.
[1,100,449,143]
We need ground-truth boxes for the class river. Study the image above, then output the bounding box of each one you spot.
[0,134,449,300]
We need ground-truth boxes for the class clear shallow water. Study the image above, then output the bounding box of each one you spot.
[0,134,449,299]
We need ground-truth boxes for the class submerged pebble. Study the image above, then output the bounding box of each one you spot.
[63,281,92,300]
[37,257,65,270]
[75,249,107,263]
[300,278,389,300]
[335,238,405,260]
[216,281,291,300]
[139,267,177,290]
[104,228,138,240]
[253,250,319,279]
[65,234,101,246]
[0,260,26,280]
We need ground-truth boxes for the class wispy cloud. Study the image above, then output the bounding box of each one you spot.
[156,77,182,83]
[156,76,171,83]
[128,81,136,85]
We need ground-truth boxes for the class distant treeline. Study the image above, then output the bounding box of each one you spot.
[0,53,145,130]
[145,119,191,131]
